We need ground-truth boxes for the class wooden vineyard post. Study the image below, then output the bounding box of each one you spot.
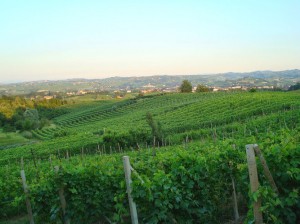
[49,155,53,169]
[30,149,37,169]
[253,144,279,194]
[20,158,35,224]
[153,136,156,156]
[54,166,70,224]
[81,147,84,158]
[118,143,121,153]
[230,144,239,223]
[231,176,239,223]
[185,135,188,149]
[246,144,263,224]
[123,156,139,224]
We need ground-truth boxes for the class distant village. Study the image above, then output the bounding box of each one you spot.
[25,82,281,101]
[1,71,299,98]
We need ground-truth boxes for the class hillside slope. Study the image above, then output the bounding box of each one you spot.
[1,91,299,163]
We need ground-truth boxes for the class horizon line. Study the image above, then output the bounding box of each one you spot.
[1,68,299,85]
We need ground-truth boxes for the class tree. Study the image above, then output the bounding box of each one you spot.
[137,92,144,98]
[24,109,39,121]
[3,123,15,132]
[196,84,209,92]
[146,112,163,141]
[288,82,300,91]
[179,80,192,93]
[0,112,7,127]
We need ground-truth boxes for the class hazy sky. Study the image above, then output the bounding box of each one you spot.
[0,0,299,82]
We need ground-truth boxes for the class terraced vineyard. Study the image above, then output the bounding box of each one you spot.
[0,91,300,223]
[1,91,300,164]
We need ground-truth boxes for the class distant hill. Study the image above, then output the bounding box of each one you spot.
[1,69,299,95]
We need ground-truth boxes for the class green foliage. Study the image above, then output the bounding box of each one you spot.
[288,82,300,91]
[1,91,300,223]
[196,84,209,92]
[53,130,68,138]
[0,166,26,219]
[1,91,300,161]
[2,123,16,132]
[102,129,149,149]
[24,109,39,120]
[0,113,6,127]
[146,112,163,142]
[1,130,299,223]
[0,97,68,133]
[137,92,144,98]
[36,106,69,120]
[21,131,33,139]
[249,88,257,92]
[0,216,28,224]
[179,80,192,93]
[0,96,66,118]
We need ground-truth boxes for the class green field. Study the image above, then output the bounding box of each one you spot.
[0,91,299,223]
[1,91,300,162]
[0,130,30,147]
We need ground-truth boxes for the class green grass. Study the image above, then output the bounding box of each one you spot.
[66,93,113,102]
[0,130,29,146]
[65,92,137,103]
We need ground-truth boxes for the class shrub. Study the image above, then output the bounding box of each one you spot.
[21,130,33,139]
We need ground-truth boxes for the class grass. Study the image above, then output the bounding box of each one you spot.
[0,130,29,146]
[65,92,138,104]
[66,93,113,102]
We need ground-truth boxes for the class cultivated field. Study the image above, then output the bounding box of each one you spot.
[0,91,299,223]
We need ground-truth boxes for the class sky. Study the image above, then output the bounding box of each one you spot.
[0,0,299,83]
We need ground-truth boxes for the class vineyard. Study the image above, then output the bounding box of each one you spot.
[0,91,300,223]
[1,91,300,163]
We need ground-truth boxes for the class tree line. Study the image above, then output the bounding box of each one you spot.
[180,80,300,93]
[0,96,69,133]
[179,80,209,93]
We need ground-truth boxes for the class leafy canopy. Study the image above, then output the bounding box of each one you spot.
[196,84,209,92]
[179,80,192,93]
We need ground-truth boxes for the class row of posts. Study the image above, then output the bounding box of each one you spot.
[20,159,69,224]
[20,144,277,224]
[125,144,278,224]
